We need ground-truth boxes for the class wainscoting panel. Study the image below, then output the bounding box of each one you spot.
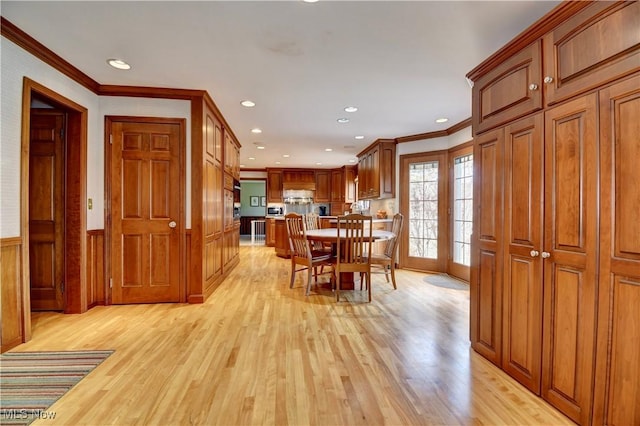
[1,237,24,352]
[86,230,105,307]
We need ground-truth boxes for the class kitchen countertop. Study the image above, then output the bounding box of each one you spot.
[265,215,392,223]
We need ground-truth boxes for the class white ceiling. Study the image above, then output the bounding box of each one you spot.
[2,1,559,169]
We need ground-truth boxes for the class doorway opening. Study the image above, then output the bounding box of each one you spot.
[21,78,88,329]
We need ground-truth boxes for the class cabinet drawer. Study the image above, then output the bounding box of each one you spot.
[543,1,640,105]
[473,40,543,134]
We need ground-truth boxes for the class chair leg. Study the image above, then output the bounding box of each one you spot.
[367,273,372,302]
[390,262,397,289]
[307,267,313,295]
[384,264,390,283]
[289,259,296,288]
[336,272,341,302]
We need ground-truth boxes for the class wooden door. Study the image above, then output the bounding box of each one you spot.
[399,152,447,272]
[541,93,598,424]
[470,129,504,366]
[110,119,183,304]
[502,114,544,393]
[29,111,65,311]
[593,76,640,426]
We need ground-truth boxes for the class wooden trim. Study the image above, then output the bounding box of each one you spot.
[98,85,205,100]
[466,1,592,81]
[356,138,396,158]
[0,237,22,247]
[447,140,473,153]
[86,230,106,308]
[395,118,472,143]
[1,17,100,93]
[203,92,242,148]
[240,168,268,173]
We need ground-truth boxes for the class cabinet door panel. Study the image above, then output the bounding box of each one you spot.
[502,114,543,393]
[593,76,640,426]
[473,40,542,133]
[542,93,598,424]
[543,1,640,105]
[470,129,504,366]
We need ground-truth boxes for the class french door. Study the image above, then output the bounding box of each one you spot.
[399,152,447,272]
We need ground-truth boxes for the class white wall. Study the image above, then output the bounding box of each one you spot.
[0,38,192,236]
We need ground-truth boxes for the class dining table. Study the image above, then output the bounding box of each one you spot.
[305,228,395,290]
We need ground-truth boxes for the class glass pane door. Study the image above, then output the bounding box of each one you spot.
[453,154,473,266]
[400,152,447,272]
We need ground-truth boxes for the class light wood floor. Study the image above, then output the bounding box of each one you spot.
[18,245,574,425]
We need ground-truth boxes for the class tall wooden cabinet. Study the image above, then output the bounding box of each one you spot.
[469,2,639,425]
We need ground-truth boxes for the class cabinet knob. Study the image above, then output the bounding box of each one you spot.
[529,83,539,91]
[544,76,554,84]
[168,220,177,229]
[530,250,540,257]
[541,251,551,259]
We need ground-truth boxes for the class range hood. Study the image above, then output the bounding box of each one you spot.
[282,182,316,191]
[283,189,314,204]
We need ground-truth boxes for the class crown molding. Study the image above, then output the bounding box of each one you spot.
[395,117,472,143]
[98,85,204,100]
[1,16,101,93]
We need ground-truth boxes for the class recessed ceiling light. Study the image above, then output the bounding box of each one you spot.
[316,162,322,165]
[241,100,256,107]
[354,135,364,140]
[435,118,449,123]
[282,154,290,158]
[240,164,245,168]
[337,118,349,124]
[344,106,358,113]
[325,148,333,152]
[251,128,262,134]
[107,58,131,70]
[303,0,319,3]
[275,161,281,164]
[348,159,356,163]
[248,157,255,160]
[256,146,265,150]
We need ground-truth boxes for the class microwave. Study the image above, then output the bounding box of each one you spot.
[267,206,283,216]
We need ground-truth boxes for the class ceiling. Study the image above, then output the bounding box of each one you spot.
[2,1,559,169]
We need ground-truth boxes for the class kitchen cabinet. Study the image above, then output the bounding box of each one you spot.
[468,2,639,424]
[282,170,315,190]
[274,219,290,258]
[315,170,331,202]
[267,169,283,202]
[265,218,276,247]
[357,140,395,200]
[330,169,343,202]
[224,131,240,180]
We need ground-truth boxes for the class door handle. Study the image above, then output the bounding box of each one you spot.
[541,251,551,259]
[168,220,177,229]
[530,250,540,257]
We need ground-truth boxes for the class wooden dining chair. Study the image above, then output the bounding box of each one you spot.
[285,213,333,295]
[334,214,373,302]
[369,213,404,289]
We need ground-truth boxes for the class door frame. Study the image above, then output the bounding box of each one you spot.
[104,116,187,304]
[399,150,449,273]
[20,78,88,339]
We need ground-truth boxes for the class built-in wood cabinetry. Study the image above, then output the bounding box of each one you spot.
[357,140,395,200]
[274,219,289,258]
[265,218,276,247]
[469,2,639,425]
[315,170,331,202]
[267,169,283,203]
[224,132,240,180]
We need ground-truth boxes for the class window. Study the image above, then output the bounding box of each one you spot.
[408,161,439,259]
[452,154,473,266]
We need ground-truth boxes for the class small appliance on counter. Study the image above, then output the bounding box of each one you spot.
[267,206,283,216]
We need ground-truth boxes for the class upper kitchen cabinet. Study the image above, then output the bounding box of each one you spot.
[267,169,283,203]
[472,40,543,134]
[282,170,315,190]
[357,140,395,200]
[315,170,331,203]
[543,1,640,106]
[331,166,356,204]
[224,130,240,180]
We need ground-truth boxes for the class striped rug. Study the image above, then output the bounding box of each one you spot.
[0,350,113,425]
